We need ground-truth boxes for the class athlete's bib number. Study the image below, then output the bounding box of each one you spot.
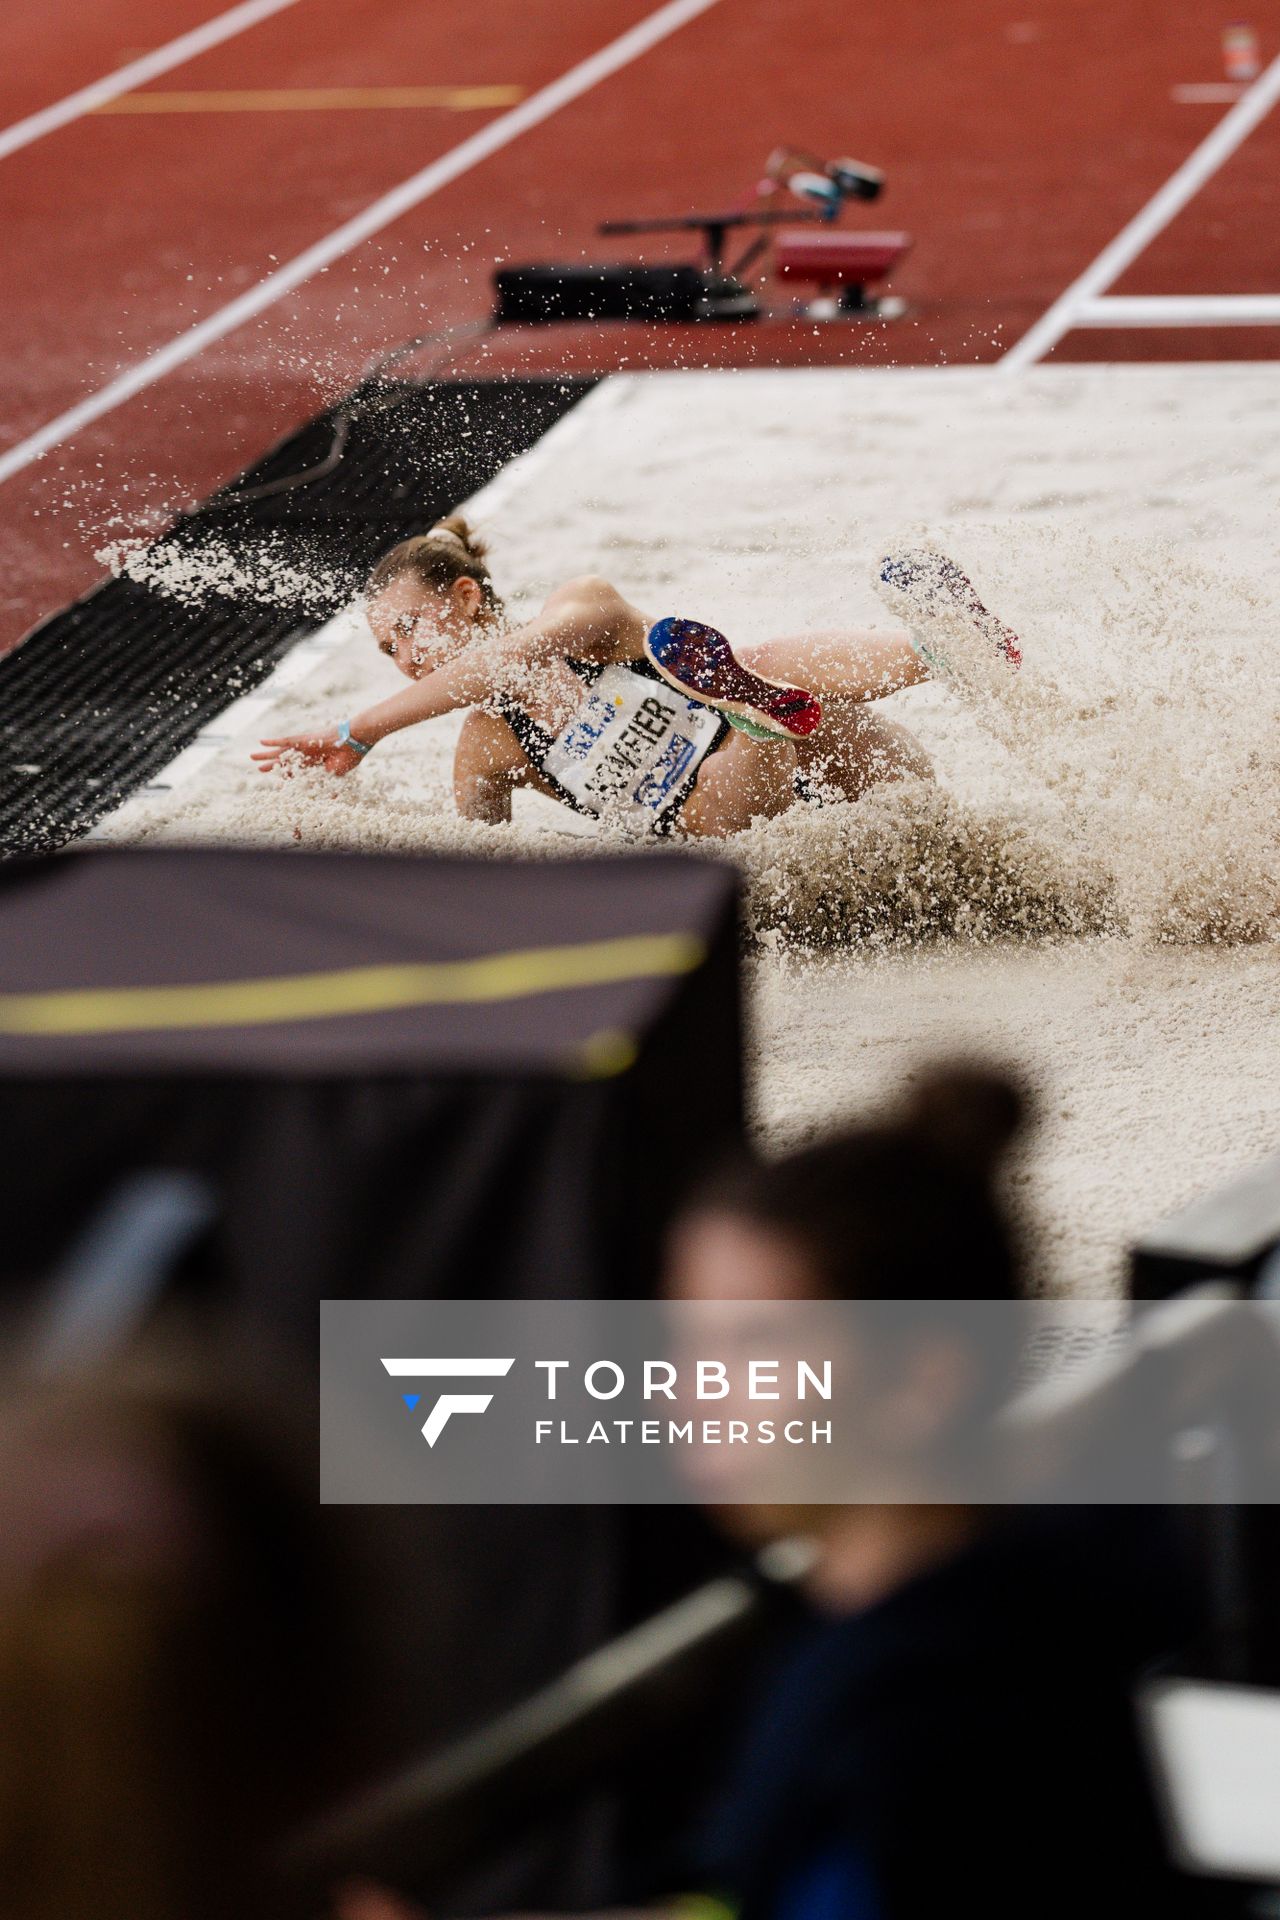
[543,666,722,825]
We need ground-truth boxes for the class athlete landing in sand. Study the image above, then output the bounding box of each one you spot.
[254,520,1020,838]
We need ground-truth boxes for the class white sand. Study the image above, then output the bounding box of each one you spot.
[96,365,1280,1293]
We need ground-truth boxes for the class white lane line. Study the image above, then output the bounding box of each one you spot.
[1000,47,1280,372]
[0,0,304,165]
[1172,84,1246,105]
[1074,294,1280,326]
[0,0,722,491]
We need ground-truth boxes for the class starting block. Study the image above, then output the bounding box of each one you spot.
[774,229,912,318]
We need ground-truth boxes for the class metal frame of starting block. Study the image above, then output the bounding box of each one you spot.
[596,208,912,322]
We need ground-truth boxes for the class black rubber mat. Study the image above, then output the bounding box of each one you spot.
[0,377,596,857]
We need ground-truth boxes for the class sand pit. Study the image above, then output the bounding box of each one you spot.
[95,365,1280,1293]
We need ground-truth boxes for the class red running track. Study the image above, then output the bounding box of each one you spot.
[0,0,1277,652]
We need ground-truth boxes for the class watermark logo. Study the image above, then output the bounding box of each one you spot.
[381,1356,515,1446]
[323,1299,1280,1507]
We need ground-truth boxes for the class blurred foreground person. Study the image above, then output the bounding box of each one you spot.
[0,1354,359,1920]
[660,1065,1204,1920]
[333,1068,1205,1920]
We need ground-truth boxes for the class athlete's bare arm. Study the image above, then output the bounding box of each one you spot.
[253,577,640,775]
[451,710,523,824]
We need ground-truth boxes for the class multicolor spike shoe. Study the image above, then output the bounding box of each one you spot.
[644,617,823,741]
[877,550,1022,675]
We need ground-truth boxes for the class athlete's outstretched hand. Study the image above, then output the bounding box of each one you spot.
[252,733,366,776]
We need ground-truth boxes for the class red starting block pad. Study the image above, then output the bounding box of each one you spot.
[774,229,912,313]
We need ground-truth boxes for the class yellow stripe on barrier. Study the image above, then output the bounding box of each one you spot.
[0,933,706,1038]
[93,86,525,114]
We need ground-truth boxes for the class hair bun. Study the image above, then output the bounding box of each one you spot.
[899,1061,1027,1177]
[430,514,486,561]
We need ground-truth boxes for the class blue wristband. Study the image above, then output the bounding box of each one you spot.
[337,719,374,756]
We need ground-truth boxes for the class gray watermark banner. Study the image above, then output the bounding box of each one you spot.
[320,1295,1280,1504]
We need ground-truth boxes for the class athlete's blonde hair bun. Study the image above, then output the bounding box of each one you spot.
[368,516,502,615]
[429,514,487,561]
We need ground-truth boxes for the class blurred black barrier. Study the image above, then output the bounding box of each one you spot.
[0,845,744,1908]
[281,1539,814,1897]
[1130,1162,1280,1693]
[1131,1157,1280,1300]
[29,1168,217,1374]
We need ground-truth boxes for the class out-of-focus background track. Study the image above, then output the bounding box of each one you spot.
[2,0,1278,651]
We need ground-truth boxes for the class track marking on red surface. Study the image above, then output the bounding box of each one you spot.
[0,0,304,165]
[0,0,721,493]
[1069,295,1280,326]
[94,85,526,114]
[1171,84,1247,105]
[1001,47,1280,370]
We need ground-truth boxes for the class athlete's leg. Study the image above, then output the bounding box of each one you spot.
[678,728,799,838]
[735,633,931,800]
[796,699,934,798]
[739,629,927,702]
